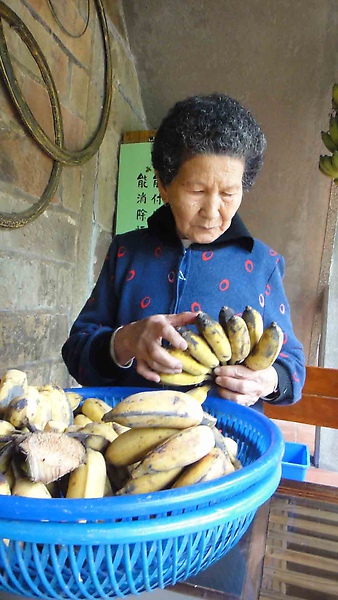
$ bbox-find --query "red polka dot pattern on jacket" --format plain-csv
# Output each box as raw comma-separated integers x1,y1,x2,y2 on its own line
191,301,202,312
126,270,135,281
140,297,151,309
219,279,230,291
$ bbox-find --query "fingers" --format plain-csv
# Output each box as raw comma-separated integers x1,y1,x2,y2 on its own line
122,312,198,380
214,364,278,406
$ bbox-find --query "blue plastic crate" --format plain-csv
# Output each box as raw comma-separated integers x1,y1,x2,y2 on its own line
0,387,285,599
281,441,310,481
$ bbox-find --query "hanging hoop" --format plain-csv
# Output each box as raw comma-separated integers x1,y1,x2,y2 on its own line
46,0,90,39
0,4,63,229
0,0,112,166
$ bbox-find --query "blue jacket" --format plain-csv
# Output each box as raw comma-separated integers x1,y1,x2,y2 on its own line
62,205,306,409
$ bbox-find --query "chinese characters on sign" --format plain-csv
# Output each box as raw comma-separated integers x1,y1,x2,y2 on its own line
116,142,162,234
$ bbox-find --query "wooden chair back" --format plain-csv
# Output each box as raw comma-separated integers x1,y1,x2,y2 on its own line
264,365,338,429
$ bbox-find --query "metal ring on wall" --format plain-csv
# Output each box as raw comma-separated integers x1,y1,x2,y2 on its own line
0,4,63,229
46,0,90,39
0,0,112,166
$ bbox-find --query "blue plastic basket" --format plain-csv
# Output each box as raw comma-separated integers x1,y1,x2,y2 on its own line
0,387,284,599
281,441,311,481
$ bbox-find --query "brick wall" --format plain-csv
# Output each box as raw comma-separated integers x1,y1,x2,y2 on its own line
0,0,147,386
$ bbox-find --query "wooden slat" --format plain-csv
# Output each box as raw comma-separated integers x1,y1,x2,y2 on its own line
269,500,338,521
264,366,338,428
264,547,338,572
277,480,338,503
268,513,338,535
261,566,338,595
260,592,314,600
265,529,338,553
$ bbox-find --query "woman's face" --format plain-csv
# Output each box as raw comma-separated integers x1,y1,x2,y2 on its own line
157,154,245,244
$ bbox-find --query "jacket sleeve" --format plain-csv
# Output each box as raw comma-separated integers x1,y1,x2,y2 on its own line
62,240,127,386
262,254,306,405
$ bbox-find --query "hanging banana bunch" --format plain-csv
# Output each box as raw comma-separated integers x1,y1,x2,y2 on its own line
319,83,338,182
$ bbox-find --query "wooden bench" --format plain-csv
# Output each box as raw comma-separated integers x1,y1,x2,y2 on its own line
264,365,338,429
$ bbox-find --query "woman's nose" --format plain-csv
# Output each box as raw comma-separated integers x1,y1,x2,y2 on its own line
200,193,220,218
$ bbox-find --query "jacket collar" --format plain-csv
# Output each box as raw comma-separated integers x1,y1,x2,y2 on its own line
147,204,254,252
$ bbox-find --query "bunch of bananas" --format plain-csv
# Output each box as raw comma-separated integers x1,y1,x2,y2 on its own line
319,83,338,182
102,389,239,494
0,370,240,498
156,305,283,392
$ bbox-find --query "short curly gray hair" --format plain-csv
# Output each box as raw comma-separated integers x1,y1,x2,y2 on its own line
151,93,266,190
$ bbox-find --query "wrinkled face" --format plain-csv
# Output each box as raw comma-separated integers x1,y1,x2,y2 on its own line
157,154,245,244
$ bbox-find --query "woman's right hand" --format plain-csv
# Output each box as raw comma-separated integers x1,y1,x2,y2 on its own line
111,312,197,383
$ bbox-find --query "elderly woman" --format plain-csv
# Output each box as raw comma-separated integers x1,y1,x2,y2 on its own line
62,93,305,411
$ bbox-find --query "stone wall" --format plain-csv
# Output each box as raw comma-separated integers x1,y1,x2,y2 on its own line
0,0,147,386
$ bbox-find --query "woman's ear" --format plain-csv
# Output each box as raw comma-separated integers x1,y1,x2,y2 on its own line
155,172,168,204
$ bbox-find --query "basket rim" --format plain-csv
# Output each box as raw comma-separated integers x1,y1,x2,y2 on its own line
0,467,281,545
0,389,284,522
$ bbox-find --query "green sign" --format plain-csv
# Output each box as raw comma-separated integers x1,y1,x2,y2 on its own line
116,142,162,234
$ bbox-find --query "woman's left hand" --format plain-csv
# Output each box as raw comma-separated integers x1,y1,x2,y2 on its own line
213,364,278,407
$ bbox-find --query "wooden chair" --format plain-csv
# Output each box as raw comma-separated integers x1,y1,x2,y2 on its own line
264,365,338,429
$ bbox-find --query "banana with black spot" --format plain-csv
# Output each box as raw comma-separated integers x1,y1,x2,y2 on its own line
241,306,264,351
165,347,212,376
177,327,220,369
195,312,232,365
225,314,251,364
244,321,283,371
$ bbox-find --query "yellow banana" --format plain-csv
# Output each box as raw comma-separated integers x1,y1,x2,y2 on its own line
38,385,73,428
105,427,179,467
178,327,219,369
158,371,208,387
225,315,251,364
103,389,204,429
0,369,28,416
166,347,212,376
4,386,42,430
212,428,240,466
44,420,67,433
195,312,232,365
172,447,234,488
74,414,92,427
218,305,235,331
0,420,16,435
0,470,11,495
12,476,51,498
66,447,107,498
186,384,211,404
33,391,53,431
117,467,183,495
112,422,130,435
65,391,83,411
104,474,113,497
241,305,264,351
244,321,283,371
81,397,113,423
222,436,238,460
131,425,215,478
80,421,118,453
